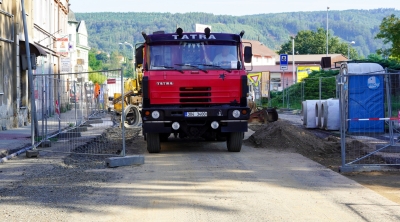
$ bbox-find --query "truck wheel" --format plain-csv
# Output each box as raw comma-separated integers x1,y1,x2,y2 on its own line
147,133,160,153
123,105,141,128
227,132,243,152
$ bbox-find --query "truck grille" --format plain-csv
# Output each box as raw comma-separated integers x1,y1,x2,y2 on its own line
179,87,211,103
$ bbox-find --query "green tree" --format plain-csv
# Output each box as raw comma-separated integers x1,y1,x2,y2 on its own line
88,69,107,84
375,14,400,58
89,48,103,71
96,52,109,63
277,28,358,59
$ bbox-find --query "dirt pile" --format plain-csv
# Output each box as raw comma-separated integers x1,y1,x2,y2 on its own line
245,119,343,168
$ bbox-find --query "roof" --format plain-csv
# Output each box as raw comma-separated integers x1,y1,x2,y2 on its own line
68,10,79,23
243,39,277,57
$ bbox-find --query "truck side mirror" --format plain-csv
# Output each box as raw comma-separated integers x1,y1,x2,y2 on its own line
244,46,252,63
135,45,144,68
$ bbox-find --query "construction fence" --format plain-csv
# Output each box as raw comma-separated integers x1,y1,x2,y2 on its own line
264,76,338,110
338,67,400,172
31,68,134,157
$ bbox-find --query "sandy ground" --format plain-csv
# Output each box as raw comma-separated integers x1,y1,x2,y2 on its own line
246,116,400,205
1,113,400,221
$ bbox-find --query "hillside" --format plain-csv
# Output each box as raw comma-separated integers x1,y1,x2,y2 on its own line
75,8,400,57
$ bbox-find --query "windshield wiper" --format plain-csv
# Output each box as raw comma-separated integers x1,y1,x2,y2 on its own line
175,64,208,73
199,64,232,73
152,66,184,73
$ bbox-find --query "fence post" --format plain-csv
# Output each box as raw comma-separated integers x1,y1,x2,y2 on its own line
319,77,322,100
58,76,61,133
74,81,78,127
282,77,285,108
287,78,290,109
268,80,272,107
80,78,84,125
385,68,395,146
41,75,45,139
339,68,346,168
44,75,48,141
121,68,126,157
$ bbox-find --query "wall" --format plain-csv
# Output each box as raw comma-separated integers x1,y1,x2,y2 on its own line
0,1,14,129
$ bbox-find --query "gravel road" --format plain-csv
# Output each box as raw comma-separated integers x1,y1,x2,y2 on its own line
1,129,400,221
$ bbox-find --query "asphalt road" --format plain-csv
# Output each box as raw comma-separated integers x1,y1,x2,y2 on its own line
1,130,400,221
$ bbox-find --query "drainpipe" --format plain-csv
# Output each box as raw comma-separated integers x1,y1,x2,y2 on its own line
21,0,38,148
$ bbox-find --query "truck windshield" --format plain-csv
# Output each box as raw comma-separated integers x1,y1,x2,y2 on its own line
149,42,240,71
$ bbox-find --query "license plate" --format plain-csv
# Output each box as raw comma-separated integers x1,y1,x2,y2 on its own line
185,112,207,117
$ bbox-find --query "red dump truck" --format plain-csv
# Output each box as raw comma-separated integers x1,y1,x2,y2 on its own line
136,27,252,153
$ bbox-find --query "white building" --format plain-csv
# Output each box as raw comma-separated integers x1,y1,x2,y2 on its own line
0,0,71,130
32,0,69,119
68,10,90,82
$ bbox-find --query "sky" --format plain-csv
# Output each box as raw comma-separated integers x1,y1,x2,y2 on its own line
69,0,400,15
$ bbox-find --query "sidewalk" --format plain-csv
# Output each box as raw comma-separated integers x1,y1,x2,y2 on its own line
0,124,33,157
0,106,95,157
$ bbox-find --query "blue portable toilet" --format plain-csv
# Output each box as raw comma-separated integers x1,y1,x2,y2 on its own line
347,63,385,133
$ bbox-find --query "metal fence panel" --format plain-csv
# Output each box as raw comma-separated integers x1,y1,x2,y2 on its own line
268,76,337,110
339,69,400,172
32,69,130,157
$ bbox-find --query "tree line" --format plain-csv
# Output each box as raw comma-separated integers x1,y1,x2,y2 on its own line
76,8,400,58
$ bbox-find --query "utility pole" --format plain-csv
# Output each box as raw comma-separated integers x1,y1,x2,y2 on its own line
326,6,329,56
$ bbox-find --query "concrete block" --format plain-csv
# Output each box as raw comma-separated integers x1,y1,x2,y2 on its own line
89,117,102,120
87,119,103,124
78,126,88,132
376,145,400,153
26,150,39,158
106,155,145,168
40,140,52,148
58,132,82,139
70,126,88,132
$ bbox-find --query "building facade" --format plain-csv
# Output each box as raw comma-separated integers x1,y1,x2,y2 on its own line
68,10,90,81
0,0,72,131
33,0,69,120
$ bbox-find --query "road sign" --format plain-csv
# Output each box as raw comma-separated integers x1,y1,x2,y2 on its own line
60,58,70,73
280,54,288,70
107,78,116,84
247,73,261,86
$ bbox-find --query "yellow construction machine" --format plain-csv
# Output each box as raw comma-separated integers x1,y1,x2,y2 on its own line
112,67,143,127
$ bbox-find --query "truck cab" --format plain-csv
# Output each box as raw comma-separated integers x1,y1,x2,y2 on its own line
137,28,252,153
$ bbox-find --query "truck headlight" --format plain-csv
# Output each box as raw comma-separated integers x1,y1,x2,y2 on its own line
211,121,219,129
232,110,240,118
151,111,160,119
172,122,180,130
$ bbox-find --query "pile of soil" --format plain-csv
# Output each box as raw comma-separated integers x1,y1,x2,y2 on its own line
245,119,372,170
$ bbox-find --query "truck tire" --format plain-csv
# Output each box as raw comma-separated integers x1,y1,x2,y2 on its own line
147,133,160,153
227,132,243,152
123,105,141,128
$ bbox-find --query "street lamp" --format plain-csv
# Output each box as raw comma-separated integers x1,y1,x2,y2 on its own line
326,6,329,56
119,42,134,62
119,42,136,78
347,41,355,60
